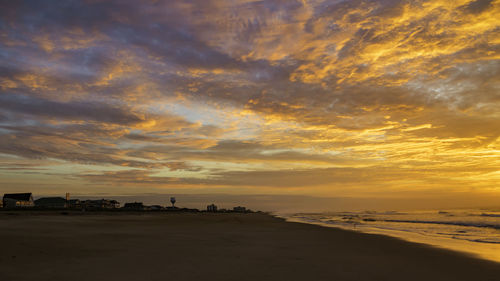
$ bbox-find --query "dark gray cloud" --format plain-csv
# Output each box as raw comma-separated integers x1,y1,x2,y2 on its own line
0,93,142,124
461,0,494,14
0,123,203,170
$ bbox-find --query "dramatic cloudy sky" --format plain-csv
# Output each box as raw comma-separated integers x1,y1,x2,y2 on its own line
0,0,499,203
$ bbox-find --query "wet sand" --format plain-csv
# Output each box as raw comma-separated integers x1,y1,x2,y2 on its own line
0,211,499,281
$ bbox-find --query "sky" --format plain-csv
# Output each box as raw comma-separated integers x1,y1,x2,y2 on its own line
0,0,499,209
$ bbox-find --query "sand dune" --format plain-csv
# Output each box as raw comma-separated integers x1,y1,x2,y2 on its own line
0,212,499,281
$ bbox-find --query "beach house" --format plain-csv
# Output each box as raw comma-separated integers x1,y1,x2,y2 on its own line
2,193,35,208
82,199,120,209
123,202,145,210
207,204,218,212
232,206,247,213
68,199,81,209
34,197,68,208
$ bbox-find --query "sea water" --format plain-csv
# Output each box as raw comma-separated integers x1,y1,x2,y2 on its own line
281,209,500,263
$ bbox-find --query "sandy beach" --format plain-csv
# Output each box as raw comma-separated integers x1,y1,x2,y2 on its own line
0,211,499,281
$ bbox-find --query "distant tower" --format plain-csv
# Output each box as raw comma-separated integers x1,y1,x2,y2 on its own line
66,193,70,201
170,197,176,207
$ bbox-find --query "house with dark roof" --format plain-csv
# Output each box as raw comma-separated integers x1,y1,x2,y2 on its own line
123,202,144,210
68,199,81,209
34,197,67,209
81,199,120,209
207,204,218,212
109,200,120,208
3,193,34,208
150,205,164,211
232,206,247,213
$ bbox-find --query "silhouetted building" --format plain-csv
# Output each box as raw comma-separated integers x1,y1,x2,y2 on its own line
232,206,246,213
35,197,67,208
207,204,218,212
123,202,144,210
3,193,34,208
110,200,120,208
82,199,120,209
68,199,81,209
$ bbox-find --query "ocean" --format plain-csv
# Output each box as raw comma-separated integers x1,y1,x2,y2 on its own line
281,209,500,263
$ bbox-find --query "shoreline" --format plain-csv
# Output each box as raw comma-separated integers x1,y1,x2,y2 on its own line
1,212,499,281
279,213,500,264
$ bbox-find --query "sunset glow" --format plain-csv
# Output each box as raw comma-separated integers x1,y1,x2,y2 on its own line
0,0,499,206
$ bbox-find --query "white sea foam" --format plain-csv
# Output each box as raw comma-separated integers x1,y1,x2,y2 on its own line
281,209,500,263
